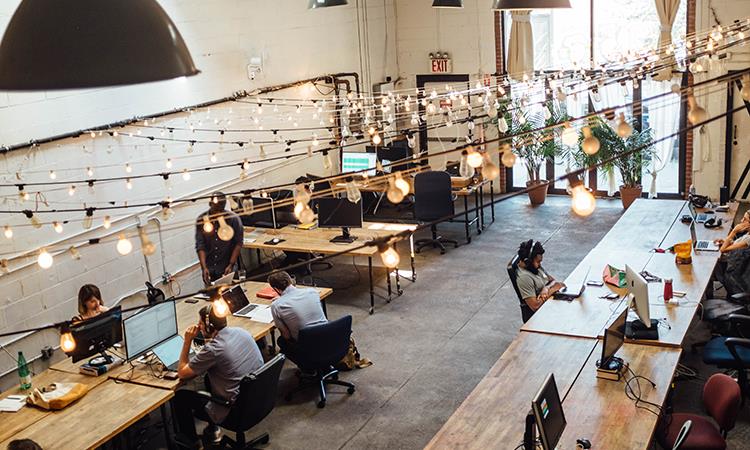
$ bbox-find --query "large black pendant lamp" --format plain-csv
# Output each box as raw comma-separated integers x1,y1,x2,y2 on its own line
0,0,199,90
432,0,464,7
309,0,348,8
491,0,571,9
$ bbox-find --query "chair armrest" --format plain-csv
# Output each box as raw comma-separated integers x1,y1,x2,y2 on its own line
724,338,750,366
730,292,750,303
196,390,231,406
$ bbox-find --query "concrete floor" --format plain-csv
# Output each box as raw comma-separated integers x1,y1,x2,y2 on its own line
135,195,750,450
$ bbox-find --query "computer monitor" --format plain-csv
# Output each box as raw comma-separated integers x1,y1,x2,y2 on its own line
342,152,377,176
316,197,363,243
599,309,627,370
66,306,123,364
241,196,277,228
531,373,567,450
625,264,658,339
123,300,178,361
377,144,412,174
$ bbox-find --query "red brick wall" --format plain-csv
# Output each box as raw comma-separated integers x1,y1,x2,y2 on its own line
495,10,507,192
685,0,696,196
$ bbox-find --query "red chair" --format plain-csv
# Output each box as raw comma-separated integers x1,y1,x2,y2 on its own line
657,373,741,450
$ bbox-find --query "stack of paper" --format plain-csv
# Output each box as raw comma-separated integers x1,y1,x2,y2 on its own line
0,395,27,412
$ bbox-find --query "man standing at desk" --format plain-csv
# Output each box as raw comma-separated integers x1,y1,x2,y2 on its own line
195,191,244,285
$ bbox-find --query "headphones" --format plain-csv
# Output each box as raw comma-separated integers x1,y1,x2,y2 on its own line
525,241,544,274
704,217,723,229
203,303,216,335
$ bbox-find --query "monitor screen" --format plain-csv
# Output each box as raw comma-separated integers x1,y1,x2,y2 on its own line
625,264,650,327
342,152,377,176
317,197,363,229
123,300,178,361
601,309,627,365
67,306,123,363
532,373,566,450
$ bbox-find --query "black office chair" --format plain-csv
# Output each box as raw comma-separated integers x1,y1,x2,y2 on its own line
702,314,750,403
508,255,534,323
284,316,356,408
413,171,458,255
197,354,285,449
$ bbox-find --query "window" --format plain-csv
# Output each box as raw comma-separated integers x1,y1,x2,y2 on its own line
503,0,687,197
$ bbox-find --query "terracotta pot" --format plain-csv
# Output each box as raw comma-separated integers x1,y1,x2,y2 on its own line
619,185,643,209
526,180,550,205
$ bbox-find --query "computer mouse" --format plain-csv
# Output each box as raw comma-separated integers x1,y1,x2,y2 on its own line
272,238,281,244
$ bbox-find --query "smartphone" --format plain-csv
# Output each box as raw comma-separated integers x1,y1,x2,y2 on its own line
185,298,199,304
586,280,604,287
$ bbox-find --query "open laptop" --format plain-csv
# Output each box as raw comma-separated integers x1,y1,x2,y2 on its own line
152,335,193,371
222,285,258,318
212,271,235,286
690,221,719,252
689,202,712,224
553,266,591,301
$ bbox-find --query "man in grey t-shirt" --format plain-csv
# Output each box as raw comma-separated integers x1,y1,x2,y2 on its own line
175,304,263,446
515,240,565,317
268,271,327,364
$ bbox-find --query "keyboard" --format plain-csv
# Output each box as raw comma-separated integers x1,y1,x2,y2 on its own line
234,304,258,316
697,241,709,249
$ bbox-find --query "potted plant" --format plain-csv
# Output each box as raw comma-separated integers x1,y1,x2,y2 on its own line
586,117,656,209
501,100,569,205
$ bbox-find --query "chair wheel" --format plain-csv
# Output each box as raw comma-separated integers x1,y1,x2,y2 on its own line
440,249,446,255
332,373,339,380
453,243,459,248
259,435,270,445
347,386,355,395
317,400,326,408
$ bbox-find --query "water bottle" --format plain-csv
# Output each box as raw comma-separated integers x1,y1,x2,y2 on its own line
17,351,31,391
664,279,673,302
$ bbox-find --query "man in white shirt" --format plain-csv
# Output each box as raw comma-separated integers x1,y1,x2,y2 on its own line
268,271,327,363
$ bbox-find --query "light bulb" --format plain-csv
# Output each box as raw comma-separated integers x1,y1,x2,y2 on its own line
139,229,156,256
86,167,94,177
616,113,632,138
161,207,175,221
83,211,93,230
312,135,319,147
38,249,54,269
53,221,63,233
0,259,8,273
426,103,437,114
345,182,362,204
742,75,750,102
387,178,405,204
125,163,132,173
29,214,41,229
126,178,133,190
372,133,382,146
49,170,56,180
498,117,509,133
116,234,133,255
394,173,410,196
481,154,500,180
487,107,498,119
103,216,111,229
68,185,76,196
216,216,234,242
3,226,12,239
182,169,191,181
571,184,596,217
561,125,578,147
687,96,707,125
501,149,517,168
212,297,230,318
467,150,484,169
459,151,474,178
60,330,76,353
379,244,400,269
298,205,315,224
581,127,600,155
203,216,214,233
19,190,29,202
210,153,218,163
69,246,81,260
165,159,173,169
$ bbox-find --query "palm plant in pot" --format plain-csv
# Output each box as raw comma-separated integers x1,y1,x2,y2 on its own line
500,100,569,205
586,117,656,209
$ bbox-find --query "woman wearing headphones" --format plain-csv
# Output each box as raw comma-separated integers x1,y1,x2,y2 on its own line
515,240,565,317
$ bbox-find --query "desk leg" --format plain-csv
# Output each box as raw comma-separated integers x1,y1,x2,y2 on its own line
321,299,328,317
368,257,374,314
490,180,495,223
386,268,392,303
463,196,471,244
475,188,482,234
410,234,417,282
256,249,261,267
160,403,175,450
270,329,277,355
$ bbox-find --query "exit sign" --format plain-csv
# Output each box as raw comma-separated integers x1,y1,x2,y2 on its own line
431,58,452,73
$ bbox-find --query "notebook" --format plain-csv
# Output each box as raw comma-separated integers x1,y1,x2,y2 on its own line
256,286,280,300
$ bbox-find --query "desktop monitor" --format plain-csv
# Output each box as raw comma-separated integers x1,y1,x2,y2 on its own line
66,306,123,364
342,152,377,176
531,373,567,450
123,300,178,361
625,264,658,339
599,309,627,370
241,196,277,229
317,197,363,243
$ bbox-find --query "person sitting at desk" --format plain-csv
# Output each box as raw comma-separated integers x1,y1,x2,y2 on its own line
269,271,327,363
7,439,43,450
515,240,565,314
175,305,263,446
717,210,750,254
195,191,244,286
72,284,108,322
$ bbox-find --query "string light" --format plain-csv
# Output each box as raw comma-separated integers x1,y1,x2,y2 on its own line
116,234,133,255
481,153,500,180
466,149,484,168
569,177,596,217
82,209,94,230
216,216,235,241
125,163,132,173
210,152,218,163
38,249,54,269
3,225,12,239
372,132,382,146
24,211,41,229
387,178,405,204
48,170,56,180
69,246,81,261
86,167,94,177
126,178,133,190
59,324,76,353
459,150,474,178
345,181,362,204
394,172,410,197
165,158,173,169
742,74,750,101
501,147,517,168
212,295,230,318
139,228,156,256
68,185,76,196
202,216,214,233
581,126,600,155
53,221,63,233
103,216,111,229
687,95,707,125
561,123,579,147
378,243,400,269
182,169,191,181
616,113,633,138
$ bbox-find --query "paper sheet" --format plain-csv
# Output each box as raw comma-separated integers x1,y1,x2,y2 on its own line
0,396,27,412
247,304,274,324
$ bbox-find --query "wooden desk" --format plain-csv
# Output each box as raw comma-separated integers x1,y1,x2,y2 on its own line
0,370,109,443
425,333,598,449
245,222,416,314
597,199,686,252
0,380,173,450
559,342,681,449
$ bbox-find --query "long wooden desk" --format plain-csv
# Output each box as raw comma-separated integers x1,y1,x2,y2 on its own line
245,222,417,314
0,380,173,450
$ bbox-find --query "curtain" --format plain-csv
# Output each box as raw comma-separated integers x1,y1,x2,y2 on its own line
652,0,681,81
647,82,680,197
508,11,534,81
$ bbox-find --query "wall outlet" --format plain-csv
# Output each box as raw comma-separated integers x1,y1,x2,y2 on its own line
40,346,54,360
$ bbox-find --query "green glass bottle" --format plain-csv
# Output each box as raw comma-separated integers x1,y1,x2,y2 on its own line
17,351,31,391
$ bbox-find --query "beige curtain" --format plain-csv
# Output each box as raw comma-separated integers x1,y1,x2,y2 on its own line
652,0,680,81
508,11,534,81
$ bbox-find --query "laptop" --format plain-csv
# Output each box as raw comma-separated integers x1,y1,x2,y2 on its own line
152,335,193,371
553,266,591,301
222,285,258,318
688,202,712,224
212,271,235,286
690,221,719,252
